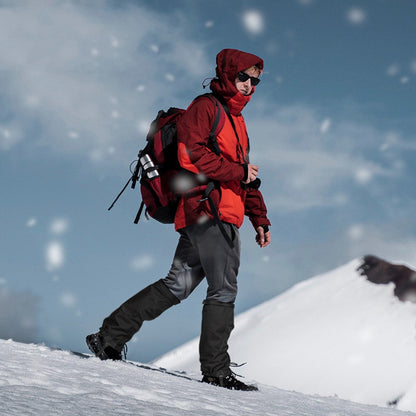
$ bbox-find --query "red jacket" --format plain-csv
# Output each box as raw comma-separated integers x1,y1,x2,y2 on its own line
174,49,271,231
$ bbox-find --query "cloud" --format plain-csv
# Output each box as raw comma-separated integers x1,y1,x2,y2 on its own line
0,124,23,150
242,10,265,35
0,1,210,164
379,132,399,152
1,1,412,226
379,130,416,153
0,287,40,343
60,292,77,308
248,104,396,212
344,224,416,268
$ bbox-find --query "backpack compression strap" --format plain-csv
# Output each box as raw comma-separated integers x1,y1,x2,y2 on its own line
197,182,234,249
194,94,234,248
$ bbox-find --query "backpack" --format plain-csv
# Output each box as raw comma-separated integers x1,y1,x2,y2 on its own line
108,93,223,225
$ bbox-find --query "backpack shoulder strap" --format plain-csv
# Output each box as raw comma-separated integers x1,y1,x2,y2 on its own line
190,94,234,248
192,93,224,156
206,95,222,156
210,94,249,164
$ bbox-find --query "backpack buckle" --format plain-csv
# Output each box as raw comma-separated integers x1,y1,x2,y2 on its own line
197,181,215,202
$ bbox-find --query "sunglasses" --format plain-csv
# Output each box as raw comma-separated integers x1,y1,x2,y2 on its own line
237,71,261,86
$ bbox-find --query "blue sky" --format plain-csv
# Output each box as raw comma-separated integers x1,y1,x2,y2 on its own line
1,0,416,362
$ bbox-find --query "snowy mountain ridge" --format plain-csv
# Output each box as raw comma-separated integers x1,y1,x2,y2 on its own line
1,338,414,416
3,257,416,415
155,258,416,413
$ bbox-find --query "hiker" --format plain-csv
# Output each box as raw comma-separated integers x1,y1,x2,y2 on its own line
87,48,271,391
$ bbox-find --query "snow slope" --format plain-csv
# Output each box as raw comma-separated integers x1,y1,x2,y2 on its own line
1,339,415,416
155,259,416,413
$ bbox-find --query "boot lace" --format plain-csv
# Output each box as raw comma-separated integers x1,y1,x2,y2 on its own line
122,344,128,360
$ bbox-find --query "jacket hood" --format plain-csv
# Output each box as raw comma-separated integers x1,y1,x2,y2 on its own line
210,49,264,115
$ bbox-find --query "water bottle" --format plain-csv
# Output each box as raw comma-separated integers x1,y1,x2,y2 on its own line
140,154,159,179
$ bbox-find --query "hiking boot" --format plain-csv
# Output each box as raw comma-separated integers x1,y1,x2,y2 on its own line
202,374,258,391
86,332,122,361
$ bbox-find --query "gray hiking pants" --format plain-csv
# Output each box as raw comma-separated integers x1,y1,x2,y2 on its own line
100,220,240,375
163,220,241,303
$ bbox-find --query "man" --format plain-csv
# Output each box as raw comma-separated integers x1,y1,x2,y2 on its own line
86,49,271,391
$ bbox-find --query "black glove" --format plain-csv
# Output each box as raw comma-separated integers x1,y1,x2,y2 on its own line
241,178,261,190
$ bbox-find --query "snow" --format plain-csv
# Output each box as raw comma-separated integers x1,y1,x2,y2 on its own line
155,259,416,413
242,10,265,35
346,7,367,25
1,339,414,416
3,258,416,415
45,241,65,272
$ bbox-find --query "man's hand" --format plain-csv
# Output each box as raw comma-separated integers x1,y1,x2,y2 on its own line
255,226,271,248
243,164,259,184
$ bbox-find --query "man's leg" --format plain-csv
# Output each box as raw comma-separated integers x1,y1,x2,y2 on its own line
188,221,257,390
184,221,240,376
199,299,234,377
162,230,206,301
86,278,180,359
99,279,180,351
86,232,200,359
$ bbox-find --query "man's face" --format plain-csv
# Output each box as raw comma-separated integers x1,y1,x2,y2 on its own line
234,67,260,96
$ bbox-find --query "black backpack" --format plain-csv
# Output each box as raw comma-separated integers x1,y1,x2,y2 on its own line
108,93,223,224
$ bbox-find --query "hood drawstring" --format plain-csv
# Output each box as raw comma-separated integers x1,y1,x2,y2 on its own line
202,77,214,89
